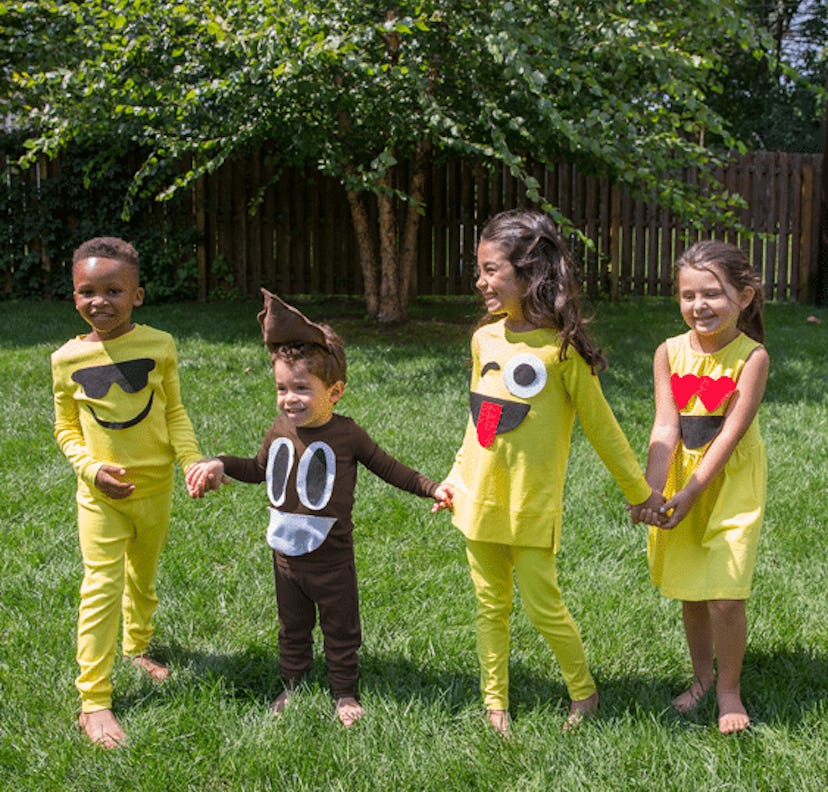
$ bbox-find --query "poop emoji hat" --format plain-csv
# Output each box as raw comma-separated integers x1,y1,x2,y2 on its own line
257,289,346,374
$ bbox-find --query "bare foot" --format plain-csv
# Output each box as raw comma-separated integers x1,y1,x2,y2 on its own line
78,709,126,749
485,709,510,737
672,676,714,714
130,654,169,682
268,688,293,717
718,690,750,734
335,696,364,727
563,690,599,733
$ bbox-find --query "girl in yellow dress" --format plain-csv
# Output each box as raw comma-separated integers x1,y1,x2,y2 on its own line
639,240,768,734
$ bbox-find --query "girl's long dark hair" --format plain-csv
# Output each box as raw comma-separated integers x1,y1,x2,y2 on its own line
478,209,607,372
675,241,765,343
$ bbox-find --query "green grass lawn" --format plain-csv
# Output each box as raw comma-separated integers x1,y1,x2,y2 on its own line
0,295,826,791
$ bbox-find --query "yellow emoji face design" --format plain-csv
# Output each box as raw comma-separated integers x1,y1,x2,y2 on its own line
471,352,548,447
71,358,156,429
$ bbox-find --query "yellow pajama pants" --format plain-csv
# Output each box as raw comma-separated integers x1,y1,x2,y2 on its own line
465,539,596,710
75,485,172,713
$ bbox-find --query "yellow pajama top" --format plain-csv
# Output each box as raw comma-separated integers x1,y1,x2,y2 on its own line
52,324,202,499
447,320,651,550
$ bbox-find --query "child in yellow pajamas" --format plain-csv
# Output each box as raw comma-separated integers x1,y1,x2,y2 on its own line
51,237,205,748
443,210,662,735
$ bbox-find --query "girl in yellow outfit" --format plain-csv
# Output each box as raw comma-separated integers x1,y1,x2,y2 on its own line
639,241,768,735
52,238,205,748
443,210,661,735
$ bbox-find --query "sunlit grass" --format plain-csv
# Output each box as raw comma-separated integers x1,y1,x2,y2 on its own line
0,296,825,791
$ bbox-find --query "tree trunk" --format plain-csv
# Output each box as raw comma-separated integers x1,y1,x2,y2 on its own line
345,189,379,317
377,177,402,322
399,141,430,309
347,142,431,322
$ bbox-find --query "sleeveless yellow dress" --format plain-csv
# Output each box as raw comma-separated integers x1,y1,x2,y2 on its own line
647,331,766,600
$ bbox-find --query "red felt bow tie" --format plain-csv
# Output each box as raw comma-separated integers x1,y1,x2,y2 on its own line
671,373,736,411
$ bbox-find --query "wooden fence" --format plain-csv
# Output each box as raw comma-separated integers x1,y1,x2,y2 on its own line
3,148,824,303
200,150,824,303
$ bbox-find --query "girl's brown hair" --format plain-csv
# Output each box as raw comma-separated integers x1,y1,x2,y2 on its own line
675,240,765,343
478,209,607,372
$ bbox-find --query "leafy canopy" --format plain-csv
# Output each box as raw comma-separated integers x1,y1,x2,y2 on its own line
4,0,775,228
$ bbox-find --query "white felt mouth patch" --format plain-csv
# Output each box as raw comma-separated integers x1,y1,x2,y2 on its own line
266,510,337,556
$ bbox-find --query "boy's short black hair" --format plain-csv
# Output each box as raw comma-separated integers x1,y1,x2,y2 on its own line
272,325,347,386
72,237,140,276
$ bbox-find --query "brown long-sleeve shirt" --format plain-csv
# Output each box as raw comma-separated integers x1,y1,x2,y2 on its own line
220,413,438,568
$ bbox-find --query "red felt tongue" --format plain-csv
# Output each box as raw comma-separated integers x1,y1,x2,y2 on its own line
477,401,502,448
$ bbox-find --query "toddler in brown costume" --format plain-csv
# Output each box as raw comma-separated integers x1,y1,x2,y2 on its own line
187,291,452,725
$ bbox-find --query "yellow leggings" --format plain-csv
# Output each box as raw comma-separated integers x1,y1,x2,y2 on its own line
465,539,596,710
76,486,172,713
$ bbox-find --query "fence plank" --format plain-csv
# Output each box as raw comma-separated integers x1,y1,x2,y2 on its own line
800,159,816,302
4,150,824,303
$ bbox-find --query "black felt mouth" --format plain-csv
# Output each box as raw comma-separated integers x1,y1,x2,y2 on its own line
469,392,530,434
88,392,154,430
679,415,725,449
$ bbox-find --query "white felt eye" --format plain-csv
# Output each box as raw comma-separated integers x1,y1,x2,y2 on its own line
503,353,547,399
296,441,336,511
267,438,295,508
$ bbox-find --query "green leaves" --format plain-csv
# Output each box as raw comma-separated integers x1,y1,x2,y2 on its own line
6,0,784,228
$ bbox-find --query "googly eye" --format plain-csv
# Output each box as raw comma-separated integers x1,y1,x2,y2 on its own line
503,353,547,399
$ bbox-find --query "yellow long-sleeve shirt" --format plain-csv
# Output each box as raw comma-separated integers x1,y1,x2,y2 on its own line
448,320,651,550
52,324,202,499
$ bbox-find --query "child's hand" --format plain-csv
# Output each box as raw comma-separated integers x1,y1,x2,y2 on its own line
185,458,228,498
94,464,135,499
628,489,666,526
657,487,696,529
431,482,454,513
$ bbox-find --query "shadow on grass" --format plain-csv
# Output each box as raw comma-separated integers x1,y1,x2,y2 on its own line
0,297,480,349
113,641,827,730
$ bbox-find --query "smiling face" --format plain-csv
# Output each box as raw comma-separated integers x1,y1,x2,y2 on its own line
73,257,144,342
274,358,344,429
677,264,754,352
475,240,529,330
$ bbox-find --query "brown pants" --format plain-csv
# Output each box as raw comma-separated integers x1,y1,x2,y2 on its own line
273,554,362,699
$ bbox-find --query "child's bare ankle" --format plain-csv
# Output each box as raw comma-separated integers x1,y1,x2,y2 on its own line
129,653,169,682
485,708,510,737
78,709,126,749
672,675,714,713
269,688,294,716
334,696,364,727
563,691,599,732
717,689,749,734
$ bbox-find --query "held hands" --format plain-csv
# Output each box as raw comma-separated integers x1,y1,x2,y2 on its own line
655,486,697,530
628,489,666,527
628,485,698,529
94,464,135,499
185,458,229,498
430,482,454,513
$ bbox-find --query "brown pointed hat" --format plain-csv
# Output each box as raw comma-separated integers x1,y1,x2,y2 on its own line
257,289,329,354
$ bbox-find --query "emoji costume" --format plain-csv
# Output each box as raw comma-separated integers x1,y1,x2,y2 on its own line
52,324,202,712
647,331,766,600
447,319,651,709
218,291,439,698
